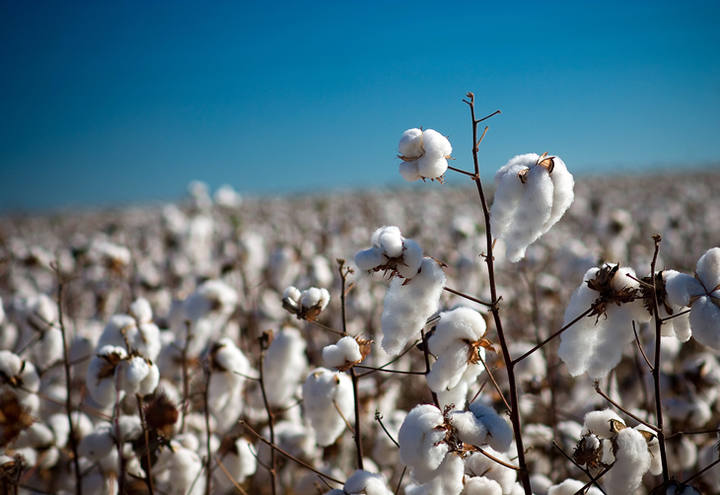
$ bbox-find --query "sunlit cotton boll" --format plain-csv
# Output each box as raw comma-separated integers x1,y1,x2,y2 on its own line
323,336,363,369
426,307,487,393
466,402,513,452
665,247,720,350
603,427,652,494
381,258,445,355
340,469,393,495
558,265,650,379
462,476,504,495
302,367,354,447
465,447,517,493
490,153,574,262
398,128,452,181
354,226,424,279
261,327,308,407
398,404,449,483
86,345,127,408
405,454,464,495
547,479,603,495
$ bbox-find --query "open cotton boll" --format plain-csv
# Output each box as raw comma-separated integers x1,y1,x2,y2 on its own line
300,287,331,311
467,402,513,452
282,285,302,307
381,258,445,355
183,279,238,322
547,479,603,495
355,247,386,271
154,442,205,495
558,265,649,379
262,327,307,406
582,409,624,439
85,345,127,407
604,427,651,494
465,447,517,494
343,469,393,495
375,226,404,258
635,425,662,475
355,226,424,279
0,351,40,411
302,368,354,447
397,128,452,181
490,153,574,262
398,404,449,483
449,410,488,446
129,298,153,324
322,336,363,369
657,270,693,342
116,356,150,395
78,424,115,461
427,307,487,393
463,476,503,495
396,239,423,279
405,454,464,495
665,271,703,308
690,296,720,349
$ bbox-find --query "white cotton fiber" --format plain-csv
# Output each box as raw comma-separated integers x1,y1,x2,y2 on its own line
263,327,308,406
405,454,464,495
490,153,574,262
465,448,517,494
381,258,445,355
355,248,386,271
582,409,623,438
665,271,703,308
129,298,153,324
463,476,503,495
427,307,486,393
690,296,720,350
468,402,513,452
398,404,449,483
322,336,363,369
116,356,150,395
603,427,652,494
449,410,488,446
343,469,393,495
558,265,649,379
397,128,452,181
302,367,354,447
397,239,423,279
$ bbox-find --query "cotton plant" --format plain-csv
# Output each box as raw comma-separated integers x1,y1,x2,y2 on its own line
85,345,159,408
260,326,308,407
282,285,331,320
207,337,252,430
397,128,453,182
557,263,650,379
302,367,355,446
490,153,574,262
322,335,372,371
354,225,424,279
664,247,720,349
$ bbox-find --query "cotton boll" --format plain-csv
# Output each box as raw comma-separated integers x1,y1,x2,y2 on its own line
184,279,238,322
582,409,623,439
78,424,115,461
302,368,354,447
283,286,302,307
155,442,205,495
214,437,256,489
437,380,469,410
343,469,393,495
263,327,307,407
449,410,488,446
212,338,250,375
491,158,528,242
405,454,464,495
398,128,424,158
468,402,513,452
381,258,445,355
322,336,363,369
543,156,574,234
529,474,553,495
116,356,150,395
421,129,452,158
86,345,127,407
417,155,449,180
355,248,386,271
603,428,651,494
427,307,486,393
696,247,720,289
399,161,421,182
547,479,603,495
137,361,160,396
689,295,720,350
665,271,703,308
396,239,423,279
377,227,404,258
463,476,503,495
635,425,662,475
398,404,449,483
14,422,54,448
129,298,153,324
465,448,517,494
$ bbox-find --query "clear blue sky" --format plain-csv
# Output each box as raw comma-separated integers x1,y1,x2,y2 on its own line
1,1,719,211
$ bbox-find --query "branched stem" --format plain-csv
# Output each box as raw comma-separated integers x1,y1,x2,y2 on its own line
594,382,659,432
443,286,492,307
203,366,212,495
338,260,364,470
374,411,400,448
53,267,82,495
135,394,155,495
552,441,607,494
257,338,277,495
464,92,531,494
649,234,670,482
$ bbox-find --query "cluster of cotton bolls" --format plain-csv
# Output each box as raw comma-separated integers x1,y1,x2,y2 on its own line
0,162,719,495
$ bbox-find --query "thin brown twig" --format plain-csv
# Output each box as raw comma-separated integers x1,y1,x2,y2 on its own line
355,340,419,378
593,382,659,432
662,309,691,322
354,365,425,375
443,286,493,307
632,321,653,371
446,165,476,178
257,339,277,495
374,411,400,449
511,308,593,365
338,259,364,470
135,394,155,495
394,466,407,495
53,267,83,495
180,321,192,433
552,441,607,494
649,234,670,482
683,456,720,484
240,421,346,485
477,353,511,412
214,455,250,495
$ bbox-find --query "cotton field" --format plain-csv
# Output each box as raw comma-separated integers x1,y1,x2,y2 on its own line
1,130,719,493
